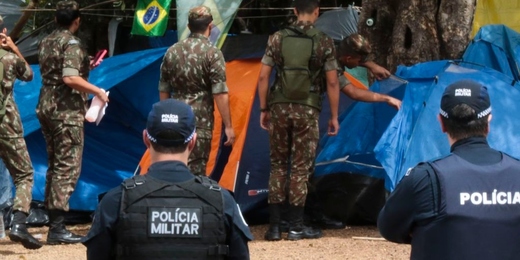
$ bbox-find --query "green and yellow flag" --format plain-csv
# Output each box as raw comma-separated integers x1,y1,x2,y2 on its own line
177,0,243,48
132,0,172,36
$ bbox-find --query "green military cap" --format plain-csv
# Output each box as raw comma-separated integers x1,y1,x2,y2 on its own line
188,5,212,19
56,0,79,10
346,33,372,55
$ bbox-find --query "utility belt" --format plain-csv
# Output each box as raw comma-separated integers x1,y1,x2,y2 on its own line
269,88,322,111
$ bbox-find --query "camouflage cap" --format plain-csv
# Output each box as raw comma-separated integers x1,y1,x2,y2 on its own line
56,0,79,10
188,5,212,20
345,33,372,56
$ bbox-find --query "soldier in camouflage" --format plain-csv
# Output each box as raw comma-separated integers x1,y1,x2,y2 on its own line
0,17,43,250
336,34,401,109
304,34,402,230
158,5,235,176
257,0,340,241
37,1,109,245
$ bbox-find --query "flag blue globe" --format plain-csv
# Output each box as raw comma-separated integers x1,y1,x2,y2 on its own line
143,6,160,25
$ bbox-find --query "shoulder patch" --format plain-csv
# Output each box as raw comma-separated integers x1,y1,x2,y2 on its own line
68,39,79,45
405,167,413,177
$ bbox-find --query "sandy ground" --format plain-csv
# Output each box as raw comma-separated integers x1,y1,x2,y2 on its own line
0,224,411,260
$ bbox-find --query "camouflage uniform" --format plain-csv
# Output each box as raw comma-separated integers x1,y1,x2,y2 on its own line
337,65,352,89
158,6,228,176
0,51,34,213
337,34,369,89
36,25,90,211
262,21,337,207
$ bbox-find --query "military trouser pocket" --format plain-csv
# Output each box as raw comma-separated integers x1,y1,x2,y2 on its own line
62,120,83,145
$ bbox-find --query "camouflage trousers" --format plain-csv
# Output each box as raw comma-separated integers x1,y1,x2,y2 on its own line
267,103,319,207
37,116,84,211
0,137,34,213
188,133,212,176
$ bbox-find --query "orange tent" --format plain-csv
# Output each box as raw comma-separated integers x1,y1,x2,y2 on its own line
138,60,367,193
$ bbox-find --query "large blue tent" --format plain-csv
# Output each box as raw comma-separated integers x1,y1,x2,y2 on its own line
9,24,520,225
19,48,167,211
375,61,520,191
311,25,520,223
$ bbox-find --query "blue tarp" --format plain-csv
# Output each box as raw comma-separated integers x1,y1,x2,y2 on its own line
375,61,520,191
17,47,167,211
315,25,520,192
315,76,406,179
12,24,520,213
463,24,520,81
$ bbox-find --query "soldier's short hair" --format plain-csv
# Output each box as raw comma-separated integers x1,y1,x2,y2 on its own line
338,33,372,60
188,5,213,34
293,0,320,15
55,0,81,27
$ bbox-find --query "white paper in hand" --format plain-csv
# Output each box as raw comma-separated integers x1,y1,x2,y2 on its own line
86,91,109,126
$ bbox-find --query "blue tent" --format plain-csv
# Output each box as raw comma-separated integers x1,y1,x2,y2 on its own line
376,60,520,191
463,24,520,81
311,76,406,224
376,25,520,191
19,48,167,211
309,25,520,224
315,76,406,179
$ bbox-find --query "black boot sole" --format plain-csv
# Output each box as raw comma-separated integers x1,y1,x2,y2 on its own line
287,232,323,241
46,238,82,245
9,233,43,250
264,233,282,241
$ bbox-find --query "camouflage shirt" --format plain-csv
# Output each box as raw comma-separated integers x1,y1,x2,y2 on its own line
336,62,352,89
158,33,228,137
0,51,33,138
37,28,90,121
261,20,338,94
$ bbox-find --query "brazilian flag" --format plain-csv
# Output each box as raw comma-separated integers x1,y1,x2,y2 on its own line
132,0,172,36
177,0,243,48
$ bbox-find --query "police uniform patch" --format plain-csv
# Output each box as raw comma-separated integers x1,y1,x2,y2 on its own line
148,207,202,237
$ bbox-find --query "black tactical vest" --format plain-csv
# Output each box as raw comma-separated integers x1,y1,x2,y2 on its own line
115,175,228,260
411,153,520,260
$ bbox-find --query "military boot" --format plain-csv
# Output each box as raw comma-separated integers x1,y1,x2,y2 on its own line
8,211,43,249
264,203,282,241
46,210,83,245
287,205,322,241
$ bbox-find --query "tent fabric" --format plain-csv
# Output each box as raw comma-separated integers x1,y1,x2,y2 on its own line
375,61,520,191
463,24,520,81
17,48,167,211
206,59,263,191
473,0,520,36
314,75,406,179
376,25,520,191
314,6,360,42
138,59,263,190
137,59,269,214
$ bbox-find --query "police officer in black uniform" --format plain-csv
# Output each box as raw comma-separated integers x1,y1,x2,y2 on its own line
82,99,253,260
378,79,520,260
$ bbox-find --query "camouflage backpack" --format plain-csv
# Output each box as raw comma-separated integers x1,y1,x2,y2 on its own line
0,49,7,118
271,27,323,110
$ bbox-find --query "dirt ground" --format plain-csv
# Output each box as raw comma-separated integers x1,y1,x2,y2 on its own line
0,224,410,260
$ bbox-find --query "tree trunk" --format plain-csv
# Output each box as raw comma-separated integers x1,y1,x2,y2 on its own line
437,0,477,59
9,0,39,41
359,0,477,73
